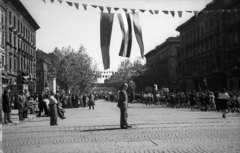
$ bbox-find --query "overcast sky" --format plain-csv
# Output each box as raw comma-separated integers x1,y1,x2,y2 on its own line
20,0,212,71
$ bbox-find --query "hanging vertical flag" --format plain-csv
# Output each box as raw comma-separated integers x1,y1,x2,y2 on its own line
107,7,111,13
178,11,183,17
162,10,169,14
194,11,199,17
118,14,128,57
154,10,159,14
100,13,114,70
114,8,119,11
149,10,154,14
66,1,73,6
125,13,132,57
140,9,146,13
170,11,175,17
82,4,87,10
99,6,104,12
123,8,128,13
74,3,79,10
132,12,144,58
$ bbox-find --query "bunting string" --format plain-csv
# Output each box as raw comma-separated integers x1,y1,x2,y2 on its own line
40,0,240,18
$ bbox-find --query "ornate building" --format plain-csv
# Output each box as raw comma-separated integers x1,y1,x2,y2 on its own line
145,37,180,91
176,0,240,91
2,0,40,92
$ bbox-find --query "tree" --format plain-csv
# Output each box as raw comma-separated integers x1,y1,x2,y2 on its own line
48,45,98,94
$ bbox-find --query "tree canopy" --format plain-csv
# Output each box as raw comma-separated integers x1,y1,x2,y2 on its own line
49,45,98,94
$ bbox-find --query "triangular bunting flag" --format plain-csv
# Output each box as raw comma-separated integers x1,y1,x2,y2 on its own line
149,10,154,14
114,8,119,11
193,11,199,17
50,0,54,3
131,9,136,13
170,11,175,17
154,10,159,14
140,9,145,13
66,1,73,6
82,4,87,10
107,7,111,13
99,6,104,12
42,0,46,3
58,0,62,4
91,5,98,8
178,11,182,17
74,3,79,10
162,10,168,14
186,11,192,13
123,8,128,13
132,12,144,58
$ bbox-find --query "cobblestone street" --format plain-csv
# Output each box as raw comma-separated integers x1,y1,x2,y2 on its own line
2,100,240,153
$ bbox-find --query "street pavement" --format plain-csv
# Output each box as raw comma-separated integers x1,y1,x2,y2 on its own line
2,99,240,153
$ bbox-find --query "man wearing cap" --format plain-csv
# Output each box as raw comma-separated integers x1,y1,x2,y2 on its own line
117,83,132,129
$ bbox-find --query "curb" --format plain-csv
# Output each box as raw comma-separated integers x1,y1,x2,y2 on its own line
2,116,36,128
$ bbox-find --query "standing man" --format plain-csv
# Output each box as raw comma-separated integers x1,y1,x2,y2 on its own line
117,83,132,129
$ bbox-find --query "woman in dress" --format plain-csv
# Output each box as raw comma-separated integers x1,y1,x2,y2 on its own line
218,88,230,118
48,91,58,126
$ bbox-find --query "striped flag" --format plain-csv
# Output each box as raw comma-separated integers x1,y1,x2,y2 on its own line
132,12,144,58
100,13,114,70
118,13,132,58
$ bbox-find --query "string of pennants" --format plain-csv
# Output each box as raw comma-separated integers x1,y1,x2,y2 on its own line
41,0,239,18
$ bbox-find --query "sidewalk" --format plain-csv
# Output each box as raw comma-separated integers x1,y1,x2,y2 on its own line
2,109,37,128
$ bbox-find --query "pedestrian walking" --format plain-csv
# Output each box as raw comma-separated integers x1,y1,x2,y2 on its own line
218,88,230,118
2,89,13,123
117,83,132,129
88,92,95,110
49,91,58,126
189,91,196,111
209,92,216,111
37,92,49,117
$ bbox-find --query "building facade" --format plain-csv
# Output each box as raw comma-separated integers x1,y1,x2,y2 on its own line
145,37,180,90
1,0,40,93
176,0,240,92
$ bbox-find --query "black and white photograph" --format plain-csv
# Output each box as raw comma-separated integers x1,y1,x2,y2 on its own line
0,0,240,152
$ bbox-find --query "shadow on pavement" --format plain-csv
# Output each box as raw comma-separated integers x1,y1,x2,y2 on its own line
83,127,121,132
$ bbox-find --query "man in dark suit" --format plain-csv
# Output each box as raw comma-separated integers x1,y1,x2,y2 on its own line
117,83,132,129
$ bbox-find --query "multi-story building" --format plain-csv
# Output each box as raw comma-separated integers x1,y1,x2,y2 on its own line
176,0,240,91
0,0,7,122
2,0,40,93
145,37,180,90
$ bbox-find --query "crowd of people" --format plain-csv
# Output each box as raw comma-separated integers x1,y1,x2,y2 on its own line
2,87,240,125
104,88,240,119
2,88,99,125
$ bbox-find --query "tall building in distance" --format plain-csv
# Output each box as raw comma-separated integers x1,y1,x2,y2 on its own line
145,37,180,90
1,0,40,92
176,0,240,91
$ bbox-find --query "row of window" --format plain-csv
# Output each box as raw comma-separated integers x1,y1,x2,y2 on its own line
8,10,36,46
7,54,35,74
179,28,240,60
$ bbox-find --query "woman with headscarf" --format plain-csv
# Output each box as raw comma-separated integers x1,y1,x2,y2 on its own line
218,88,230,118
48,91,58,126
